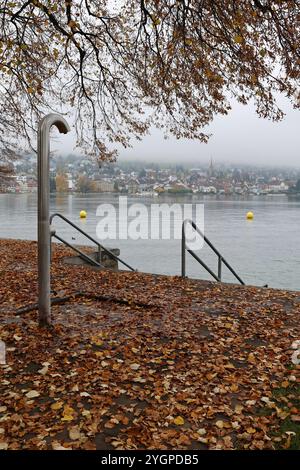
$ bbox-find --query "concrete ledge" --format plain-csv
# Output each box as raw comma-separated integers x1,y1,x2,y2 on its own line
63,248,120,270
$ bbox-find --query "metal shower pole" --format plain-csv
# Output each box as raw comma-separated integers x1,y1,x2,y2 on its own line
38,114,70,326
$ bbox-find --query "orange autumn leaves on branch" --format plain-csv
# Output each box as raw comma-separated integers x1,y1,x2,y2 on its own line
1,0,300,163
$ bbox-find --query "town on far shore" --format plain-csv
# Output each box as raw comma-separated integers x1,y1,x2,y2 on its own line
1,154,300,197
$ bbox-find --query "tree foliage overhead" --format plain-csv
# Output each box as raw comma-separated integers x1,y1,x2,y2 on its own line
1,0,300,164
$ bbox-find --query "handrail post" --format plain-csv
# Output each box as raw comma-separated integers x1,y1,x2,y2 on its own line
49,227,56,263
97,245,101,263
218,256,222,281
181,222,186,277
38,114,70,326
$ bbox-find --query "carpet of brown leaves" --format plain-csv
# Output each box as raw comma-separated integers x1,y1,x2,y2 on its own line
0,239,299,450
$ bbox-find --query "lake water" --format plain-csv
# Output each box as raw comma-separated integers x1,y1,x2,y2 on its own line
0,193,299,291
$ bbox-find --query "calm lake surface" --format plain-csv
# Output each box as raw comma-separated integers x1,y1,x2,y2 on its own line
1,193,299,291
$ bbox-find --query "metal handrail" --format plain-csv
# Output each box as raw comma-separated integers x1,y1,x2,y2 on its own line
181,219,245,285
50,212,135,272
52,233,105,268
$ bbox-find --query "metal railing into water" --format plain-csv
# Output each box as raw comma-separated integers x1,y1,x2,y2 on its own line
50,212,135,272
181,219,245,285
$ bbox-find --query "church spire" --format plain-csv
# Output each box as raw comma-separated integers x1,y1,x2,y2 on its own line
209,156,214,177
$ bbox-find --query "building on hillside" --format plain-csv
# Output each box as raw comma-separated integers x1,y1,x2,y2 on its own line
95,180,115,192
127,178,140,194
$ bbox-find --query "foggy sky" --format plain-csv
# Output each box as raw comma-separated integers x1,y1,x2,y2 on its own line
52,94,300,167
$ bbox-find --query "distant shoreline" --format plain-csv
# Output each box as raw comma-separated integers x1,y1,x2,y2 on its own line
0,191,293,198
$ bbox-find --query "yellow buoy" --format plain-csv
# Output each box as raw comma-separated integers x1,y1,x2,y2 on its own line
80,210,87,219
246,211,254,220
